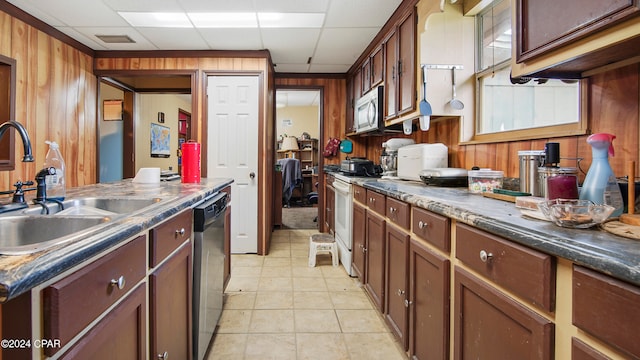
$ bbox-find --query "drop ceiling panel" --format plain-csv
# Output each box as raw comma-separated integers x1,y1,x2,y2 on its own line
325,0,402,27
252,0,330,13
137,28,209,50
313,27,379,64
198,28,263,50
54,27,109,50
262,28,320,63
274,63,310,73
102,0,184,12
18,0,128,27
6,1,65,26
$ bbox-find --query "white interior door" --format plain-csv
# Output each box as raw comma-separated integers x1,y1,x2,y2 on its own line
207,76,259,253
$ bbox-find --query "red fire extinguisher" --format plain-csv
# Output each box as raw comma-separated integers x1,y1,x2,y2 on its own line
181,140,201,183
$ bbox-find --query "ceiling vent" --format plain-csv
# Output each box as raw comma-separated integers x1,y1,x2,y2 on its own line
96,35,136,44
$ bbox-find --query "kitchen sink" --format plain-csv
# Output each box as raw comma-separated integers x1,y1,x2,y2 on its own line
0,215,112,254
22,197,163,216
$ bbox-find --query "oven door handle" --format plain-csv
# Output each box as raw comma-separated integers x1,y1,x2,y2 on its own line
333,180,351,194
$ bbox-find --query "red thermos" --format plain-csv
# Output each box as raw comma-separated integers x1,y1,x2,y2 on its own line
181,141,201,183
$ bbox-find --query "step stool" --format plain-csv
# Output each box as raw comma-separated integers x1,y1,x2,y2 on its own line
308,233,339,267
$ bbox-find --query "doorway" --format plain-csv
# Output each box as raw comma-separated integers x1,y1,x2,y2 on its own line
97,73,193,182
275,88,321,229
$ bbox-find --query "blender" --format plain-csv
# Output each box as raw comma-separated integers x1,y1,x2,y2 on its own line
380,138,415,178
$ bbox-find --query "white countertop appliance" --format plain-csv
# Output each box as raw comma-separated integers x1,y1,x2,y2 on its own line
397,143,448,181
380,138,415,178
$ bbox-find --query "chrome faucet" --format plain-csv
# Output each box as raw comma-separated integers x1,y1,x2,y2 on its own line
0,120,34,162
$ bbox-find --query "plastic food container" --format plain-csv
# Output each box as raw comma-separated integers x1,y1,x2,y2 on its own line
468,169,504,194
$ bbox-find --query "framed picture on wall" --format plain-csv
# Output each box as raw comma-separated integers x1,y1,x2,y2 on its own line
150,123,170,158
103,99,123,121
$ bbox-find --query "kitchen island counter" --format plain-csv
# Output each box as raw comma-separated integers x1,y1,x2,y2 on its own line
0,178,233,303
347,177,640,287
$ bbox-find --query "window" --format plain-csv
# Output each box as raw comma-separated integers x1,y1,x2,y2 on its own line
473,0,585,142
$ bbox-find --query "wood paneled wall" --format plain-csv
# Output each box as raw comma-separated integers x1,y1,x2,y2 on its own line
0,11,97,191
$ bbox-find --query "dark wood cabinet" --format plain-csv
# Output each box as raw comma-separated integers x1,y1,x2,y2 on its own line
370,46,384,88
59,285,146,360
149,209,192,267
224,204,232,289
409,238,450,360
149,242,192,360
573,265,640,359
512,0,640,78
412,207,450,253
571,337,612,360
362,58,372,94
352,201,366,281
43,236,146,357
386,197,410,230
383,29,398,120
384,224,410,350
456,223,555,312
454,267,554,360
384,9,416,121
516,0,640,63
364,210,385,312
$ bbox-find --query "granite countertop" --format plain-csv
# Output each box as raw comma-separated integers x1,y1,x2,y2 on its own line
332,172,640,287
0,178,233,303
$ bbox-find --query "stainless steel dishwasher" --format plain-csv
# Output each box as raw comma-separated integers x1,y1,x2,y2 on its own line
193,191,228,360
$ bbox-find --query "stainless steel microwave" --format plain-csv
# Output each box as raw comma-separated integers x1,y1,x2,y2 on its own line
354,86,384,135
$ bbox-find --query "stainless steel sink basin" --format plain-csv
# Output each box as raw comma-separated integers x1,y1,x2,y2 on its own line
0,215,112,254
23,197,162,215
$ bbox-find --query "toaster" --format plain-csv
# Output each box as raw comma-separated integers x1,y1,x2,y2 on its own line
397,143,448,181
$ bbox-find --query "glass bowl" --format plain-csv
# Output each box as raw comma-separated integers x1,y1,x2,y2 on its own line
537,199,615,229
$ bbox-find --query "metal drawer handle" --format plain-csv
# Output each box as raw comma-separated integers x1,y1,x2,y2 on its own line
369,197,375,203
397,289,405,296
362,247,367,253
389,207,396,214
175,228,185,237
404,299,413,307
479,250,493,263
110,275,126,290
157,351,168,359
418,221,427,229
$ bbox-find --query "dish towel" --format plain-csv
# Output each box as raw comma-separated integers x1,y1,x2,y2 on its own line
278,158,302,206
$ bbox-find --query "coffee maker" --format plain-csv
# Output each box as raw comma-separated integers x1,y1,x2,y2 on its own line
380,138,415,178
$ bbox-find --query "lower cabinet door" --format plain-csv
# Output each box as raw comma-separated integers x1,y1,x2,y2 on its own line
409,238,450,360
59,285,146,360
352,201,366,281
385,224,409,350
150,242,193,360
364,211,385,311
453,267,554,360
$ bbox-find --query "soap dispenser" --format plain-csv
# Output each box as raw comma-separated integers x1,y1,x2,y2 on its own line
579,133,623,217
43,140,66,201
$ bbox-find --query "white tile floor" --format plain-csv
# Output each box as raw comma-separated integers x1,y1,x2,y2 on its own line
206,229,407,360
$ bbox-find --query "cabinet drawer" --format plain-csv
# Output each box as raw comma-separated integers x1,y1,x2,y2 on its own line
455,224,555,312
571,337,611,360
366,190,386,216
43,235,146,356
412,207,450,252
149,209,192,267
353,184,367,204
573,265,640,359
386,197,410,230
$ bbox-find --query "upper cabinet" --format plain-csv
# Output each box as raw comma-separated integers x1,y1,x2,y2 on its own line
384,10,417,121
511,0,640,78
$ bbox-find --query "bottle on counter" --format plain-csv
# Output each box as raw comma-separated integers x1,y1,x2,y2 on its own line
43,140,65,201
579,133,623,217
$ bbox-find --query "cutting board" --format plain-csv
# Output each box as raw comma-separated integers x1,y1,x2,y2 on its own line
482,192,517,202
601,220,640,240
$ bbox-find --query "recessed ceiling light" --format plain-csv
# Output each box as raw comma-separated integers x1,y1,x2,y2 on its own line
96,35,136,44
118,12,192,28
189,12,258,28
258,13,324,28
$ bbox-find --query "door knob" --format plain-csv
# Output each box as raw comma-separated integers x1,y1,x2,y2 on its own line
249,172,255,179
